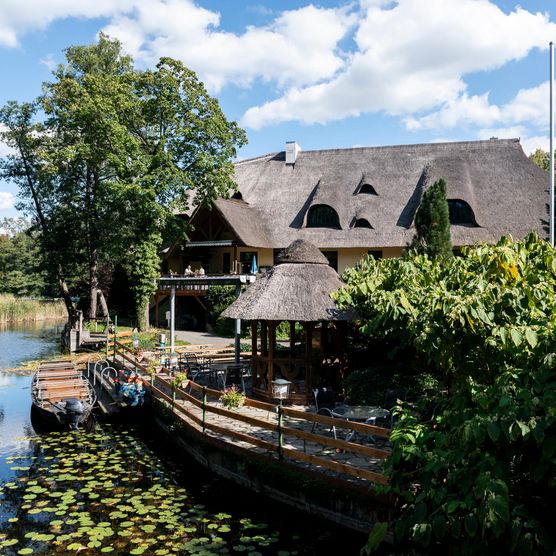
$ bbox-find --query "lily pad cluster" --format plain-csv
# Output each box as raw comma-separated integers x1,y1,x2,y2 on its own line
0,425,296,555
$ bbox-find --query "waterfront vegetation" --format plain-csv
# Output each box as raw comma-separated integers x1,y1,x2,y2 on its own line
338,233,556,554
0,426,300,555
0,294,66,324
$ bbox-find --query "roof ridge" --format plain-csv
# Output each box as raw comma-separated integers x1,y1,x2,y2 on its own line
299,138,520,155
234,152,279,166
233,138,520,164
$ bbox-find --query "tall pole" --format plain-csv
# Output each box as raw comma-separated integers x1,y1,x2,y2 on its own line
170,286,176,352
550,42,555,247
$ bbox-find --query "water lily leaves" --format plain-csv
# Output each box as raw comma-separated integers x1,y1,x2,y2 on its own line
17,548,33,555
1,538,18,547
100,547,115,553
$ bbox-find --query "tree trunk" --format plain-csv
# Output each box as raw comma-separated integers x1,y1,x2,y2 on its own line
136,296,149,331
97,288,109,319
57,264,75,317
89,249,98,319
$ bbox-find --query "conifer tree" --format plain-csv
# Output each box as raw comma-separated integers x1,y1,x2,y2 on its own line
410,178,453,258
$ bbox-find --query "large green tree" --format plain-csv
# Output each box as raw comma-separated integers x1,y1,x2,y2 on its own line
0,35,246,328
337,234,556,554
410,178,453,258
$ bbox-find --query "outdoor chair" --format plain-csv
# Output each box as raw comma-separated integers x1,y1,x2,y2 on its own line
221,364,247,392
311,387,344,439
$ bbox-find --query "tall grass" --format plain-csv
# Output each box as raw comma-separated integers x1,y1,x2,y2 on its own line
0,294,67,323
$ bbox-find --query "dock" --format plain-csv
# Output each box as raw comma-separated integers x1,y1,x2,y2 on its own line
105,339,394,533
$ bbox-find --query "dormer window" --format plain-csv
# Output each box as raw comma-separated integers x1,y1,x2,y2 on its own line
357,183,378,195
448,199,477,226
306,204,341,229
352,218,373,229
232,191,243,200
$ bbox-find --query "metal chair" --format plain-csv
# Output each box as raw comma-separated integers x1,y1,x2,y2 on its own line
311,387,342,438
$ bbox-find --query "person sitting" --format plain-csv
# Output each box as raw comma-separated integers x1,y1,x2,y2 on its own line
184,265,193,276
198,265,205,276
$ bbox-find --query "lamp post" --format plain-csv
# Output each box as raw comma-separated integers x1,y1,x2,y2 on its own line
550,41,555,247
271,378,292,459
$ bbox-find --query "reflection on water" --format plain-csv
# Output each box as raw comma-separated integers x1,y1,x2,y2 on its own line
0,321,65,463
0,322,362,555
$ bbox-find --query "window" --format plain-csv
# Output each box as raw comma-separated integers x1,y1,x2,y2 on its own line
352,218,373,229
367,250,382,259
321,251,338,271
358,183,377,195
448,199,477,226
231,191,243,200
240,251,257,273
306,205,341,229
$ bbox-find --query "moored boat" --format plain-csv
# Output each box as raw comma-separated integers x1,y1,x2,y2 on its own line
31,360,96,430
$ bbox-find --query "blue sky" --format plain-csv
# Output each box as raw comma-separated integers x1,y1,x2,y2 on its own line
1,0,555,217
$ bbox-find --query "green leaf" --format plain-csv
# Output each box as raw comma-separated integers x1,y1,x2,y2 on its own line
525,328,538,348
487,421,500,442
464,514,478,537
360,522,388,555
510,329,522,346
432,515,447,539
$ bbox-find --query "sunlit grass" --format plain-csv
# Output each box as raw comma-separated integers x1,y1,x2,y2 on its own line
0,294,66,323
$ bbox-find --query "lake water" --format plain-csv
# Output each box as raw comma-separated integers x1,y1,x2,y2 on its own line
0,321,364,555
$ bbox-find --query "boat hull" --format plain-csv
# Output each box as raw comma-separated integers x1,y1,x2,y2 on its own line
31,361,96,431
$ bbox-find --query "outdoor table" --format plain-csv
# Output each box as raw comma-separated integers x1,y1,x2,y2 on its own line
332,405,390,443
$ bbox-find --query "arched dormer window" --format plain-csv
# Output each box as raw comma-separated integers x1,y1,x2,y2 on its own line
231,191,243,200
357,183,378,195
352,218,373,229
306,204,341,229
447,199,477,226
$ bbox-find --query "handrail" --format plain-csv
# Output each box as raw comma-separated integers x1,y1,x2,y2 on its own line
149,375,390,485
110,343,390,485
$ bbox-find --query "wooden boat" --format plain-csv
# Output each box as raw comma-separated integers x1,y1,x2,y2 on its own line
31,361,96,430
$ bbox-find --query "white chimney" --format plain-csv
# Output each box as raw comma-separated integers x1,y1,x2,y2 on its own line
285,141,301,164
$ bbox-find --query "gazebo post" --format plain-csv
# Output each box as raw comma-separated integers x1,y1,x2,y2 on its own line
261,320,268,357
305,322,314,394
251,320,258,390
268,321,276,396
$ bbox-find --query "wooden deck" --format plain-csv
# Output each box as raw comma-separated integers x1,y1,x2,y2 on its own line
111,342,392,488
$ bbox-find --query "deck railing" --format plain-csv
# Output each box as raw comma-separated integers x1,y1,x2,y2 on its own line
112,341,391,486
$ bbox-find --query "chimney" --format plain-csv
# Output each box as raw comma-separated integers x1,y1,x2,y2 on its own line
285,141,301,164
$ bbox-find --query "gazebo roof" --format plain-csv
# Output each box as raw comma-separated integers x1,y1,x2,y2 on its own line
221,239,354,322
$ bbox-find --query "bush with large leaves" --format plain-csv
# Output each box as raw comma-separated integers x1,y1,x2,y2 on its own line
336,233,556,554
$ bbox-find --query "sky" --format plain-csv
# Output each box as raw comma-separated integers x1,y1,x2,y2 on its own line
0,0,555,218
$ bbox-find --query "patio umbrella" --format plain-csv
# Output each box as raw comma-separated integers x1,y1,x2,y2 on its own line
250,255,258,274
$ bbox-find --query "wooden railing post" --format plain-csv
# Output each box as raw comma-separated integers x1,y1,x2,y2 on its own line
277,402,284,459
202,386,207,433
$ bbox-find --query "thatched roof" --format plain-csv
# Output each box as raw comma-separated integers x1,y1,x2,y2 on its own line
221,240,353,322
210,138,548,249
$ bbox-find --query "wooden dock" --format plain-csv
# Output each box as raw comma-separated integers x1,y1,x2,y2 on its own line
107,340,394,532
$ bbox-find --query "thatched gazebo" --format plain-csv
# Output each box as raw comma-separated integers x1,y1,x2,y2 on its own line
221,239,354,404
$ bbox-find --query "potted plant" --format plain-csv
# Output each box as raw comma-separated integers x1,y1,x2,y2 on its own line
220,384,246,409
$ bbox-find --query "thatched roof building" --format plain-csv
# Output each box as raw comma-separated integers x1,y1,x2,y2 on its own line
222,239,352,403
222,239,352,322
214,138,547,250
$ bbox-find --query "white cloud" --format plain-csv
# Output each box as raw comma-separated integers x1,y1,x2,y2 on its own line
242,0,556,129
0,192,15,210
0,0,137,47
102,1,356,91
408,82,549,133
40,54,58,72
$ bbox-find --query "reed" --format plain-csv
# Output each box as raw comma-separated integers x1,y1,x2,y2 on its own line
0,294,67,323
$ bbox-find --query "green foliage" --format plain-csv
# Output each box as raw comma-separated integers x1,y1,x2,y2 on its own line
0,34,246,324
0,228,51,296
336,233,556,554
0,294,66,323
410,178,452,258
529,148,551,172
220,385,246,409
205,285,249,337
